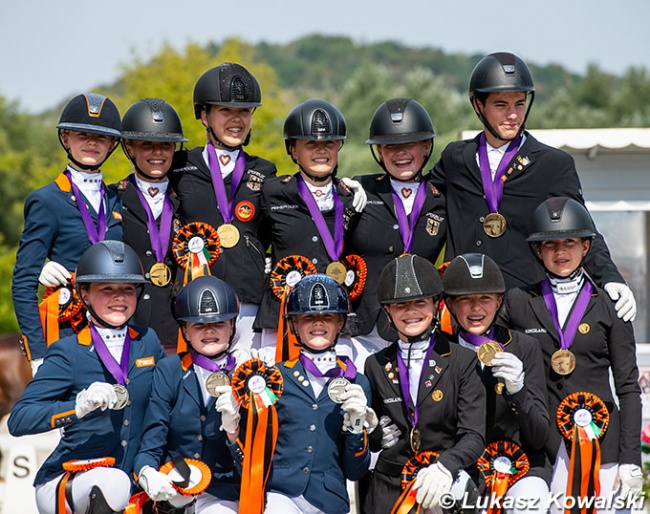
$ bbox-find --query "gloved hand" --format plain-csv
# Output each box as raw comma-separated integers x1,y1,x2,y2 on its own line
413,461,453,509
264,256,272,275
30,358,44,377
38,261,71,288
138,465,177,502
604,282,637,322
75,382,118,418
215,385,240,434
250,347,276,367
364,407,379,433
341,177,367,213
380,415,402,449
340,384,369,433
491,352,525,394
613,463,643,501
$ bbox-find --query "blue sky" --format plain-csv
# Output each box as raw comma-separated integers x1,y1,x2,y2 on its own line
2,0,648,113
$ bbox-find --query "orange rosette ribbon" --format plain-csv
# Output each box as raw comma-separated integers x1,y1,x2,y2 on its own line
57,457,116,513
343,254,367,302
270,255,317,362
391,451,440,514
39,272,87,346
477,441,530,514
232,358,283,514
172,222,221,284
159,457,212,496
557,391,609,514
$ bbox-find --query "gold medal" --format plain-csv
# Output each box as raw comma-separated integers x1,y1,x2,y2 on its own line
327,377,350,404
326,261,347,284
205,372,231,397
410,426,421,453
149,262,172,287
112,384,129,410
551,349,576,376
477,341,503,366
483,212,507,238
217,223,240,248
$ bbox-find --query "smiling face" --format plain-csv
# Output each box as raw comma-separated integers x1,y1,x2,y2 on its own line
125,140,175,181
446,294,502,335
81,283,138,327
384,298,437,341
291,139,341,184
376,140,432,181
61,130,116,171
201,105,253,148
536,238,591,278
292,312,344,352
476,91,528,147
182,320,234,357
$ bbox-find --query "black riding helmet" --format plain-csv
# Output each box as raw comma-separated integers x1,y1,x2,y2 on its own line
286,274,350,351
57,93,122,171
284,99,346,183
193,63,261,151
469,52,535,142
175,275,239,324
526,197,597,242
366,98,435,178
442,253,505,297
75,241,147,329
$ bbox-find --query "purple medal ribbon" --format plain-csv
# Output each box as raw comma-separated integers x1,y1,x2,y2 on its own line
541,278,593,350
296,175,344,262
391,182,428,254
396,335,436,430
191,351,236,373
89,324,130,385
206,142,246,224
130,176,173,263
64,170,106,244
477,133,522,213
299,353,357,379
458,328,502,349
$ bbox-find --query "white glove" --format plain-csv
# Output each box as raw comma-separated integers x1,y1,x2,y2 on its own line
341,177,367,213
491,352,525,394
413,461,453,509
215,385,240,434
604,282,637,322
264,256,272,274
613,463,643,501
364,407,379,434
379,415,402,449
38,261,71,287
30,358,44,377
75,382,118,418
138,465,178,502
340,384,369,433
250,347,276,367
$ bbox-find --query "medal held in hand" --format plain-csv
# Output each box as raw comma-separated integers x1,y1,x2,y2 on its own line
206,371,231,398
327,377,351,403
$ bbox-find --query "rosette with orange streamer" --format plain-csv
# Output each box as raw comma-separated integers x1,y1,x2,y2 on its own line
39,273,87,346
57,458,115,514
436,262,453,335
232,358,283,514
270,255,317,362
477,441,529,514
159,457,212,496
343,254,367,302
557,392,609,514
172,222,221,285
390,451,440,514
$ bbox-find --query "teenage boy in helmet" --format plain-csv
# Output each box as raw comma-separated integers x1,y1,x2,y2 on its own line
255,99,363,353
222,274,375,514
12,93,123,374
429,52,636,322
109,98,187,353
8,241,166,514
169,63,276,352
134,275,245,514
443,253,550,513
346,98,446,364
500,198,642,514
363,254,485,514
